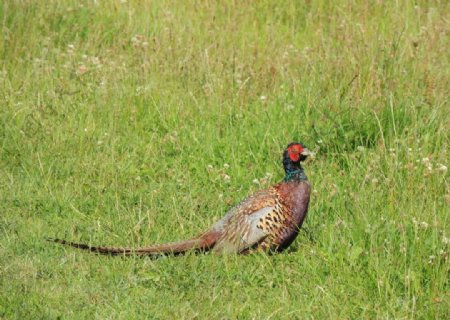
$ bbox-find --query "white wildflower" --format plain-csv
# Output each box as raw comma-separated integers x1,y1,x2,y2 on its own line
428,255,435,264
285,104,295,110
443,236,450,245
420,221,429,229
437,164,448,173
91,56,101,66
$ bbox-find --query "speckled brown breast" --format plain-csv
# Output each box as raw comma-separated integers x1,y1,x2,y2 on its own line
256,180,311,252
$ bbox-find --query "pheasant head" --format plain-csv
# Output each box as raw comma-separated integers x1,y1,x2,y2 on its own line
282,142,311,182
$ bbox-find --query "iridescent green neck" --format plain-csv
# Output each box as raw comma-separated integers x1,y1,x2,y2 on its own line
284,169,308,182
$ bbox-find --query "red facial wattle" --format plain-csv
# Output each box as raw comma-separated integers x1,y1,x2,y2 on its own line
289,153,300,162
288,144,303,162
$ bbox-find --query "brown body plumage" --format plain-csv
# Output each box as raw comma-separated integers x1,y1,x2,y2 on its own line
48,142,312,256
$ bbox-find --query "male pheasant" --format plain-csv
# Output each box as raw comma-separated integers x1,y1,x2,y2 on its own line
48,142,312,256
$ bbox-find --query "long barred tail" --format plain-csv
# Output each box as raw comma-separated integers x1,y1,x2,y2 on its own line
46,231,219,256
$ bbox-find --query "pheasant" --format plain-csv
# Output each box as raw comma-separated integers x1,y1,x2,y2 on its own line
48,142,312,256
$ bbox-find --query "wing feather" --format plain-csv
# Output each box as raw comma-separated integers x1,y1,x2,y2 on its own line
212,188,279,253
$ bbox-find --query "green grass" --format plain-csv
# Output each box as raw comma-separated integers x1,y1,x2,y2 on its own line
1,1,449,319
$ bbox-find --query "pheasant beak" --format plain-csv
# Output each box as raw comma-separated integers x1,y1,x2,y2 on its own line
301,148,315,159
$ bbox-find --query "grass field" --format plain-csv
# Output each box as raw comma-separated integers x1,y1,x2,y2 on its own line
1,1,449,319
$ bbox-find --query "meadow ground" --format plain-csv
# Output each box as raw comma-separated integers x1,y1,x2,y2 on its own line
0,1,449,319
